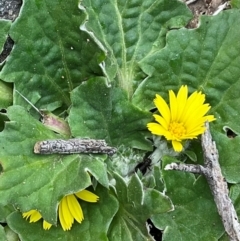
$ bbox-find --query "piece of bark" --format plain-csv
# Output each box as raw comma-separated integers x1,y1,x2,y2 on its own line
34,139,117,155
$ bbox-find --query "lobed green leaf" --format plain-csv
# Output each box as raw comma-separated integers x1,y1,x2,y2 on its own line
0,106,109,224
81,0,192,97
0,0,104,111
133,10,240,111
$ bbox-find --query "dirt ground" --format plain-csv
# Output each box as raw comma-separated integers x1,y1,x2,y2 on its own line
184,0,230,27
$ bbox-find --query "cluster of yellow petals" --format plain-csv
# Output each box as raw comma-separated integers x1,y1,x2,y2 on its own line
22,209,52,230
147,85,215,152
23,189,99,231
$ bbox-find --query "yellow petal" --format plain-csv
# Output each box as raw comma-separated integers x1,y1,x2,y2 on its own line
172,140,183,152
184,128,205,138
59,205,68,231
154,94,170,125
184,104,211,126
66,194,84,223
153,114,169,130
169,90,178,121
75,190,99,203
59,197,74,231
23,210,36,219
59,210,68,230
181,91,206,123
204,115,216,122
188,91,205,106
176,85,188,121
43,220,52,230
186,109,214,132
147,123,169,136
28,210,42,223
185,117,206,133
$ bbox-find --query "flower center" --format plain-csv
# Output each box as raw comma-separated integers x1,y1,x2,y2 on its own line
169,122,186,140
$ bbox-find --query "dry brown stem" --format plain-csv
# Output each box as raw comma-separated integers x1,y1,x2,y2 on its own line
165,122,240,241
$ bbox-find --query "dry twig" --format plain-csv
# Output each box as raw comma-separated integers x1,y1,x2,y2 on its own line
165,122,240,241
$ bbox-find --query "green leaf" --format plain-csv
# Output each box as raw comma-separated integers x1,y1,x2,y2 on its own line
183,150,197,163
7,185,118,241
211,130,240,183
0,20,13,109
208,78,240,183
151,156,224,241
143,165,165,191
0,81,12,109
69,77,152,150
219,233,230,241
0,106,109,223
230,184,240,218
127,173,144,204
81,0,192,97
0,204,14,222
0,0,104,111
133,10,240,111
0,20,11,53
0,225,7,241
231,0,240,8
105,145,149,178
108,173,173,241
4,226,19,241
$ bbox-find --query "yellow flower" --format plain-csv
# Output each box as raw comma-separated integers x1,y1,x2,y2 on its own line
147,85,215,152
22,190,99,231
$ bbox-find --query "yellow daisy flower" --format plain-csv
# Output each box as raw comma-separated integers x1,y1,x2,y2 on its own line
147,85,215,152
23,190,99,231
